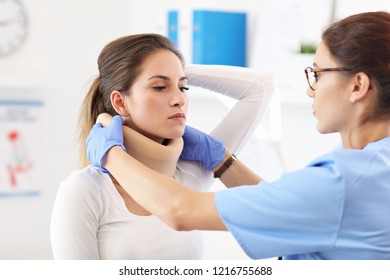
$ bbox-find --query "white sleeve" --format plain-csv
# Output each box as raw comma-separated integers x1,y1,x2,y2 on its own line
185,64,275,153
50,172,101,259
176,64,275,191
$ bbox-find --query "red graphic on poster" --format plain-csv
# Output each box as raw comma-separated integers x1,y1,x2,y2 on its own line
6,130,32,188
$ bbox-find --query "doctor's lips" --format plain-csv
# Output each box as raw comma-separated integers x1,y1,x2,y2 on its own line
169,113,186,120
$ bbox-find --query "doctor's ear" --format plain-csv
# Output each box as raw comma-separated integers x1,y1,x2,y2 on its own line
349,72,371,103
111,90,129,117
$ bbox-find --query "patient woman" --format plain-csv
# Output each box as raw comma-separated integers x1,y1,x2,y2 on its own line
50,33,274,259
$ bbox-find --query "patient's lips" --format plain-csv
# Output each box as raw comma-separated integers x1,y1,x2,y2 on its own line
169,113,186,121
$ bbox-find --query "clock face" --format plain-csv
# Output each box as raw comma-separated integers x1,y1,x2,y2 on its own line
0,0,28,55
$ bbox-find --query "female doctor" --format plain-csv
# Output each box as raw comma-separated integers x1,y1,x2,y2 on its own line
86,11,390,259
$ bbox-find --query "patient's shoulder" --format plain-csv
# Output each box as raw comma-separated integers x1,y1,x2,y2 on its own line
58,165,108,198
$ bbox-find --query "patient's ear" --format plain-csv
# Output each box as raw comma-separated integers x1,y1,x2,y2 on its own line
111,90,128,116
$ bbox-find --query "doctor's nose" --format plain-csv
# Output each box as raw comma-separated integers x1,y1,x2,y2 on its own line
307,87,315,98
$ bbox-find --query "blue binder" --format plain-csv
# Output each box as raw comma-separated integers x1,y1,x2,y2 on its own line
168,10,178,47
192,10,246,66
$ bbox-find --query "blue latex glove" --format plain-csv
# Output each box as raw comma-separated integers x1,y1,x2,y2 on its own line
86,114,126,174
180,125,225,170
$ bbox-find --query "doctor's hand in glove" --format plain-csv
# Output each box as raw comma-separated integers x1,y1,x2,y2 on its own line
180,125,226,171
86,114,126,173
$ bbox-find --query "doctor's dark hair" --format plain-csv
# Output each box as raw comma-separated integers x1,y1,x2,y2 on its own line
78,33,184,167
322,11,390,122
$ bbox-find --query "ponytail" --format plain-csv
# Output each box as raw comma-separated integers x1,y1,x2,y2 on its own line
78,77,107,168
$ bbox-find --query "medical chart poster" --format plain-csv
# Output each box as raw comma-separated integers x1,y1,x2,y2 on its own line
0,99,44,197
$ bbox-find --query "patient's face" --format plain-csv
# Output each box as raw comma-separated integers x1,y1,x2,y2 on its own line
124,50,188,143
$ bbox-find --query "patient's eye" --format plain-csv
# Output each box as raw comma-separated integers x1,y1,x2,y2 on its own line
152,86,166,92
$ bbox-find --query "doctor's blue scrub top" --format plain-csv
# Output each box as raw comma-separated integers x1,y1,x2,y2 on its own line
215,137,390,260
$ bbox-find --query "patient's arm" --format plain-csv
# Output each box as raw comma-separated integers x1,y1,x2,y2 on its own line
185,64,275,154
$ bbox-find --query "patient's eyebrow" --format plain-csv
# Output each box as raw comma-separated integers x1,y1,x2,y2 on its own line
148,75,188,81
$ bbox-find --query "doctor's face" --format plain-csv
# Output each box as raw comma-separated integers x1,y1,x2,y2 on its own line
124,50,188,143
308,41,353,134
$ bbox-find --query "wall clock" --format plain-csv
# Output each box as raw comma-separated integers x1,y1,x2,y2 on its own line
0,0,28,55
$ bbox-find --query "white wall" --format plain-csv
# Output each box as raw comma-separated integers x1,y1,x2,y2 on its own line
0,0,388,260
0,0,136,259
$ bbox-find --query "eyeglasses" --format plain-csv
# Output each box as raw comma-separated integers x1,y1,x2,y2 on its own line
304,66,352,91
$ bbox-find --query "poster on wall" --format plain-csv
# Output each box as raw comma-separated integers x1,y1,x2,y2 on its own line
0,97,44,197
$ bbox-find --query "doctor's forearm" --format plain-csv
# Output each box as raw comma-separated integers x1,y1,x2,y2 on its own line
213,151,263,188
104,146,226,231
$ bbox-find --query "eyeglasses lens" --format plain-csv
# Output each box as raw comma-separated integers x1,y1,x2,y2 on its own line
308,71,317,88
